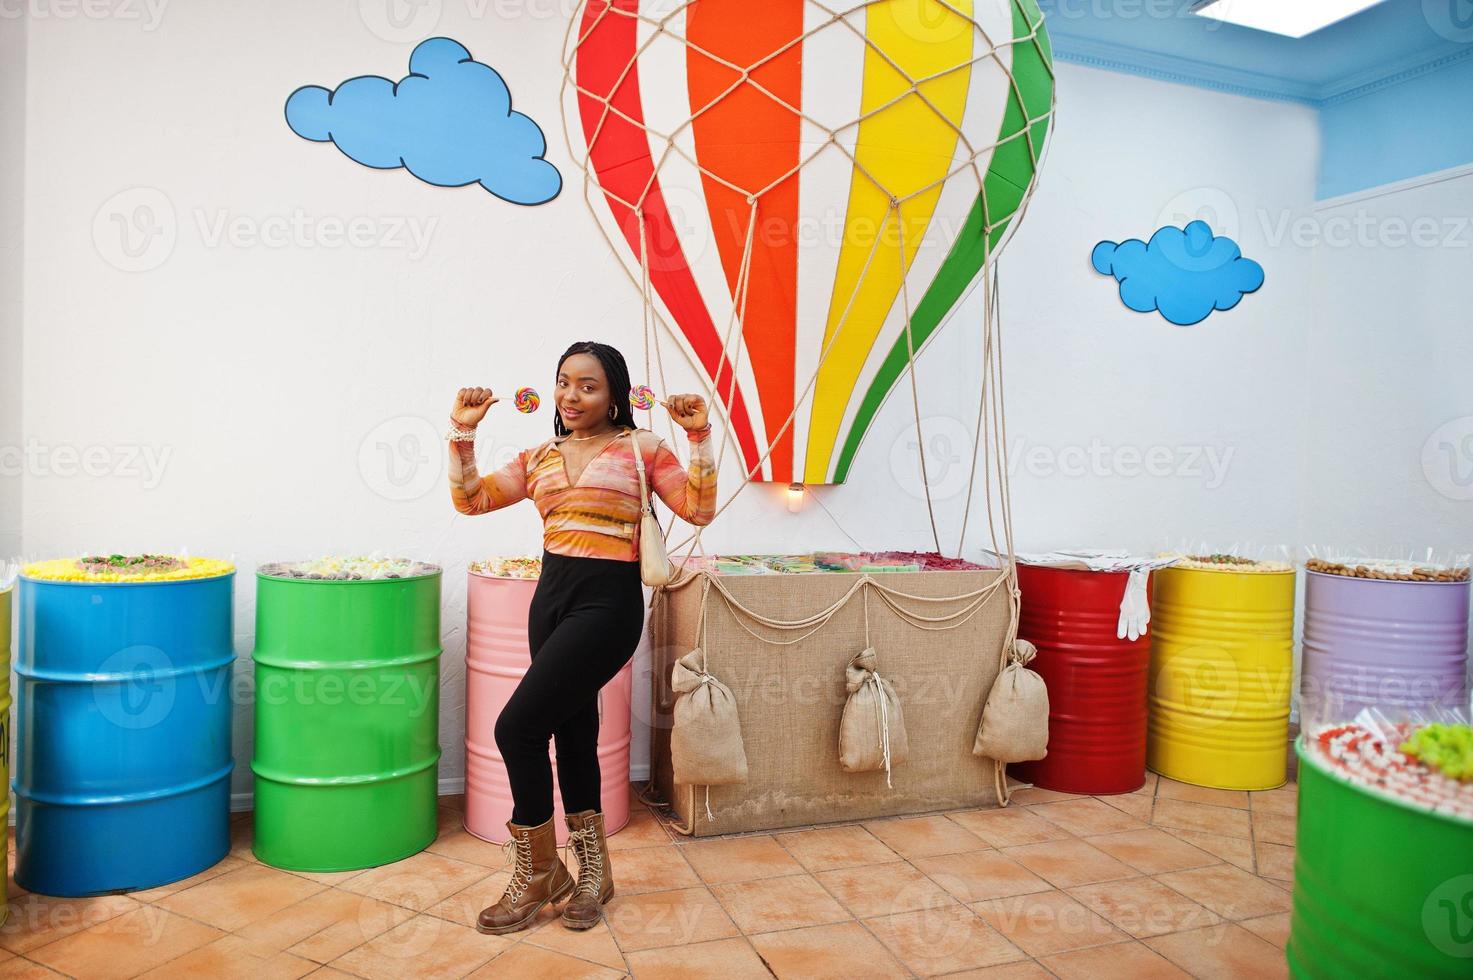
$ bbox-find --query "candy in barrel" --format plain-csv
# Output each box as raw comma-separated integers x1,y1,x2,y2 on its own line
15,555,236,896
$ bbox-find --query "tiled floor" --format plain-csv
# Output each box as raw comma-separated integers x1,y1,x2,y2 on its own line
0,774,1296,978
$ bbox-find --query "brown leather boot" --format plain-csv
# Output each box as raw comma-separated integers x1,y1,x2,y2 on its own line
561,810,615,930
476,817,575,935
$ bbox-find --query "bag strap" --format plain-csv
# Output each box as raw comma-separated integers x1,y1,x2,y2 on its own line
627,429,652,516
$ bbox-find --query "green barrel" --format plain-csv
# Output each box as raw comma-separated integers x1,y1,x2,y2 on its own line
251,567,442,871
1288,738,1473,977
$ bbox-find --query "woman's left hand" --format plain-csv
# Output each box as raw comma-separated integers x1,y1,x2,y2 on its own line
664,393,709,431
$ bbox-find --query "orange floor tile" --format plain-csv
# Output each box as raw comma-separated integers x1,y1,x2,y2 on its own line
0,773,1296,978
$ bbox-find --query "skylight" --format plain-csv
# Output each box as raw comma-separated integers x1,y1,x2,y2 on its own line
1190,0,1386,39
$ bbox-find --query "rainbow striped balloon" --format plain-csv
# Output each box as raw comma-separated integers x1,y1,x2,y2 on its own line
565,0,1053,483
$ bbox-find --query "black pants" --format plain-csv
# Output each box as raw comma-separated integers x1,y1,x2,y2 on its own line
495,551,646,826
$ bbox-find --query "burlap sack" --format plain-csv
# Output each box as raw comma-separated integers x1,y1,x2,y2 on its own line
670,648,748,785
839,647,909,782
973,638,1049,763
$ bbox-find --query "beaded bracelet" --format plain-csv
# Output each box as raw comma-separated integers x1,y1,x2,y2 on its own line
446,418,478,443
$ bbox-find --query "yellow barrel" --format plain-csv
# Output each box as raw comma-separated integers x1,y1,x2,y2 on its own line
1148,565,1295,790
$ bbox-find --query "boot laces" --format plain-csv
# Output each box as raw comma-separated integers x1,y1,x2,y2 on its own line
501,832,534,903
567,825,604,898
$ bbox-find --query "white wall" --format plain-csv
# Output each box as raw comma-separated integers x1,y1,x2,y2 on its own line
998,65,1319,557
0,14,23,560
1301,166,1473,557
23,7,1441,795
1300,166,1473,699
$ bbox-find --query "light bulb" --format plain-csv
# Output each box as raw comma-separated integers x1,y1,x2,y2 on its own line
787,482,804,514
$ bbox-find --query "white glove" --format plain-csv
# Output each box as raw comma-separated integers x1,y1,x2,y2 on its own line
1116,567,1151,642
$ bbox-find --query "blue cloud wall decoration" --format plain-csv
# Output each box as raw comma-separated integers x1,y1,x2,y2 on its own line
1091,220,1263,326
285,37,561,206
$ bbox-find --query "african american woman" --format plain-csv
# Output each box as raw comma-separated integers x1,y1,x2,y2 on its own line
448,341,716,934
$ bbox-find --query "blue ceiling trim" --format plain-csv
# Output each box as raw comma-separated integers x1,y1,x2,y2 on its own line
1048,32,1318,104
1049,30,1473,108
1319,46,1473,105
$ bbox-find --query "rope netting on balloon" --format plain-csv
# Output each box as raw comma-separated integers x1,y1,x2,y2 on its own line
560,0,1055,749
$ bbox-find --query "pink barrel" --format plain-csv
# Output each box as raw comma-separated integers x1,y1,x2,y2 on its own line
464,571,632,845
1301,571,1470,722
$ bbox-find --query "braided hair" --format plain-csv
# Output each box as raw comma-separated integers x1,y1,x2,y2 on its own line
553,341,638,437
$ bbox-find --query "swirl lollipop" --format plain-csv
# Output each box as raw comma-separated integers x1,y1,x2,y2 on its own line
513,387,541,414
630,384,657,411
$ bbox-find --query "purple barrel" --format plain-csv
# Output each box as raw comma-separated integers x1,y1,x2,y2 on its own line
1300,571,1470,721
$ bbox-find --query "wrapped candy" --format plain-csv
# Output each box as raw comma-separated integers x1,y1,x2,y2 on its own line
24,554,235,583
258,556,440,581
1307,716,1473,820
1305,556,1469,582
469,556,542,579
1166,553,1293,573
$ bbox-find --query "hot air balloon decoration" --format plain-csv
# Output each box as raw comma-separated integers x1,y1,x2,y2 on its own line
562,0,1054,485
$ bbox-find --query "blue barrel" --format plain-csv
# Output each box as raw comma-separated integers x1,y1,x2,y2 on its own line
0,584,12,922
15,572,235,896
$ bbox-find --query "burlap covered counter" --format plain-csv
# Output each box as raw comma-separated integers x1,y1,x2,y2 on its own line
650,568,1011,836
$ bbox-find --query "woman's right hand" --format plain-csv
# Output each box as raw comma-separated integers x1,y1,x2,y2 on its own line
452,387,499,428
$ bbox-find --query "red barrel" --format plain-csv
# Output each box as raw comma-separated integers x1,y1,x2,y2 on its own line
1011,564,1149,795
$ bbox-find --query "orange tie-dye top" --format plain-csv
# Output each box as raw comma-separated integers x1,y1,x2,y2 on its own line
449,426,717,562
